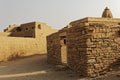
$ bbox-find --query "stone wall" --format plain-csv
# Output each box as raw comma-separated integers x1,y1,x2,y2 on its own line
67,24,89,76
85,23,120,77
47,22,120,77
47,32,61,64
67,23,120,77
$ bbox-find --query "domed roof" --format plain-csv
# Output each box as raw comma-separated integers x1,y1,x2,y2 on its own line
102,7,113,18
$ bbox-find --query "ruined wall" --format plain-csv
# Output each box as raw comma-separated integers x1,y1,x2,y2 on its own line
4,24,19,32
8,22,36,37
47,32,61,64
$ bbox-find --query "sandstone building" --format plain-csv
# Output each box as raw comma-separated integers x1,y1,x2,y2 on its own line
0,22,57,61
47,7,120,77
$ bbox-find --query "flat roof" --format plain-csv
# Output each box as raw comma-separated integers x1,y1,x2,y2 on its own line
70,17,120,24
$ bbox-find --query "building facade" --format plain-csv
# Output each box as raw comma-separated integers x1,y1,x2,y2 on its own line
47,7,120,77
3,22,56,38
0,22,57,61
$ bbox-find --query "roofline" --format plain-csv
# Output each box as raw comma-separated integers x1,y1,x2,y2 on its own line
70,17,120,25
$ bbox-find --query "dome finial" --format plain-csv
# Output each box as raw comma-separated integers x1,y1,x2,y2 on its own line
102,7,113,18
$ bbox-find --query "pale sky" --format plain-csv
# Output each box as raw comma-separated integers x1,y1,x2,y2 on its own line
0,0,120,31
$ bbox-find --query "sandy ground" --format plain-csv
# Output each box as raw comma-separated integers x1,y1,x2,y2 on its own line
0,55,119,80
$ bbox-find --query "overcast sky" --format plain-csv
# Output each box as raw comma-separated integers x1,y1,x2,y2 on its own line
0,0,120,31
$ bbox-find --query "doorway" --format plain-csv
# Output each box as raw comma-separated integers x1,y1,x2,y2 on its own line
60,36,67,64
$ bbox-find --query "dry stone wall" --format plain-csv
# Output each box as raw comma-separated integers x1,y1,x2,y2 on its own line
67,23,120,77
67,25,89,76
85,23,120,77
47,22,120,77
47,33,61,64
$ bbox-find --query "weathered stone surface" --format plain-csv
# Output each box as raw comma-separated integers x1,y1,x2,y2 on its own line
47,7,120,77
47,32,61,64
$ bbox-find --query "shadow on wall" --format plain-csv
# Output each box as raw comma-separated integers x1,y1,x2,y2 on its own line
7,51,25,61
0,51,25,62
108,58,120,71
4,26,35,38
6,27,35,38
97,58,120,77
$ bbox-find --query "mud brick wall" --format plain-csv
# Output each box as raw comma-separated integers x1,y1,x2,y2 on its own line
0,37,44,61
47,32,61,64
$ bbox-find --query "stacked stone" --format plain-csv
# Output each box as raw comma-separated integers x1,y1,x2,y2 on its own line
47,32,61,64
47,22,120,77
67,23,120,77
67,23,91,76
86,23,120,77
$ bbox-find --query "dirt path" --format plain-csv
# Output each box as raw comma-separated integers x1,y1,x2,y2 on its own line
0,55,119,80
0,55,80,80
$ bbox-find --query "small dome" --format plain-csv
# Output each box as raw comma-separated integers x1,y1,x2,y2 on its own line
102,7,113,18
